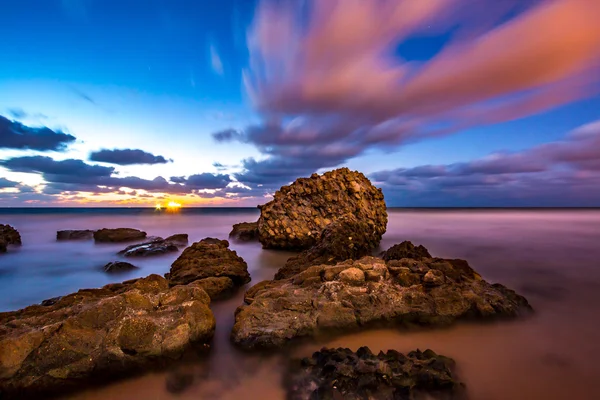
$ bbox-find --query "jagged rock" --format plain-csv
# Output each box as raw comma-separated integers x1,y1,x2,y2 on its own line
56,230,94,241
0,275,215,397
257,168,387,250
189,277,235,300
381,241,431,261
232,252,532,349
118,237,179,257
165,234,189,246
229,222,259,242
286,347,465,400
0,225,21,253
167,238,250,299
275,215,379,279
104,261,139,273
94,228,147,243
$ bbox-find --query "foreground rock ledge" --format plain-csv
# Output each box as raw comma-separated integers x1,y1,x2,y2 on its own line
286,347,465,400
232,255,532,349
0,275,215,397
167,238,251,299
257,168,388,250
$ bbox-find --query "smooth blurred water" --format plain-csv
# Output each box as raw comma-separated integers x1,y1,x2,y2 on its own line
1,208,600,399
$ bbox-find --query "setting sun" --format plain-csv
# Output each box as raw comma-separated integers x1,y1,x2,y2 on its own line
167,201,182,209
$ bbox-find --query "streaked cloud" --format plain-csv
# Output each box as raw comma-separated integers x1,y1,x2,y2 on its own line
0,115,76,152
90,148,171,165
210,42,224,75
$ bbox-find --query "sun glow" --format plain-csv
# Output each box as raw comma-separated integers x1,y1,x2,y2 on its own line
167,201,182,209
155,203,162,210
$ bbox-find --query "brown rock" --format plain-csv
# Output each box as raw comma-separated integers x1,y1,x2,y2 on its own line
168,238,250,298
275,215,380,280
380,241,431,261
189,277,235,300
0,225,21,253
257,168,387,250
232,253,532,349
93,228,147,243
0,275,215,397
165,234,188,246
229,222,259,242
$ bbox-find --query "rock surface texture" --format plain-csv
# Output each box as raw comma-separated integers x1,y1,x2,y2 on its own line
381,241,432,261
0,275,215,397
257,168,387,250
56,230,95,241
232,251,532,349
229,222,259,242
103,261,139,273
0,225,21,253
94,228,147,243
167,238,251,299
286,347,464,400
275,215,379,280
118,237,179,257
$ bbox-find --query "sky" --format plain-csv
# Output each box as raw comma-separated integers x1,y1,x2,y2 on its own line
1,0,599,207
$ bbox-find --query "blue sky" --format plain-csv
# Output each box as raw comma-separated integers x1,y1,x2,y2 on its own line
1,0,599,206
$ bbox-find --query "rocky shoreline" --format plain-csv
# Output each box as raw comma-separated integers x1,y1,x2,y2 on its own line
0,168,534,399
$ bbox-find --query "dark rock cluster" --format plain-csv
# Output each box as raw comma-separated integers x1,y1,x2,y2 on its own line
56,230,95,241
167,238,251,299
0,275,215,397
286,347,465,400
0,224,21,253
381,241,432,261
93,228,147,243
232,252,532,349
257,168,387,250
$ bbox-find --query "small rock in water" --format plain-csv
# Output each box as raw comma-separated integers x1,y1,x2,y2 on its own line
286,346,465,400
104,261,139,273
94,228,147,243
0,224,22,253
118,239,179,257
56,230,94,241
229,222,259,242
165,233,189,246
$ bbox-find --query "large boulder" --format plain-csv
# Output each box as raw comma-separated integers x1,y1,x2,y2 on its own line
257,168,387,250
275,215,379,280
286,347,464,400
232,252,532,349
57,230,94,241
94,228,147,243
0,275,215,397
167,238,251,299
0,225,21,253
229,222,259,242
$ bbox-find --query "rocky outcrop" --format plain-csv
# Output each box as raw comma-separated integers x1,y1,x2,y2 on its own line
94,228,147,243
118,237,179,257
104,261,139,273
229,222,259,242
232,252,532,349
57,230,94,241
0,225,21,253
381,241,432,261
165,234,188,246
0,275,215,397
286,347,464,400
167,238,251,299
275,215,379,280
257,168,387,250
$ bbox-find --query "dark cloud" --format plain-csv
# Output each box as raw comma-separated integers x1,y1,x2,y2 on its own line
170,176,187,184
1,156,114,177
0,177,19,188
180,173,232,189
0,115,76,152
7,108,27,119
212,128,245,142
89,149,171,165
371,120,600,206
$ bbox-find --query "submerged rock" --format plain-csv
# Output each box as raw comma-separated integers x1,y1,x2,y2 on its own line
56,230,94,241
381,241,432,261
103,261,139,273
232,251,532,349
229,222,259,242
118,237,179,257
257,168,387,250
94,228,147,243
286,347,465,400
167,238,250,299
0,275,215,397
0,225,21,253
275,215,379,280
165,234,189,246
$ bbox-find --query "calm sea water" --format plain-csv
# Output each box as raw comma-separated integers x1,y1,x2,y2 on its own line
1,208,600,399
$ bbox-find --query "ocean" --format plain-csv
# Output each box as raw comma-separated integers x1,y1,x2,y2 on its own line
1,208,600,399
